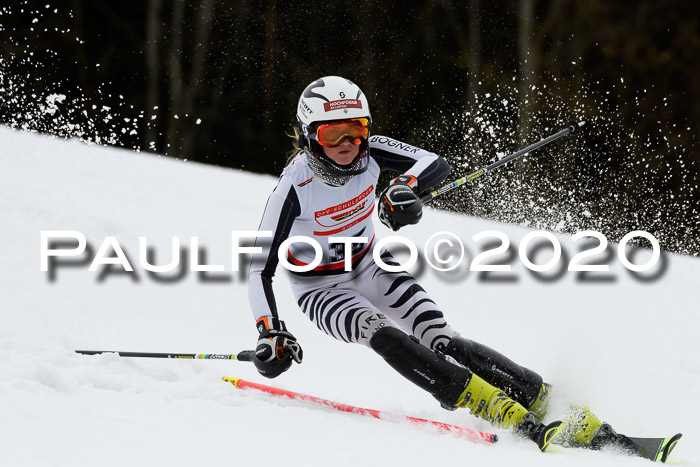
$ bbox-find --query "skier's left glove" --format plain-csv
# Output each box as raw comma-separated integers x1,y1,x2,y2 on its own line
253,316,303,379
378,175,423,231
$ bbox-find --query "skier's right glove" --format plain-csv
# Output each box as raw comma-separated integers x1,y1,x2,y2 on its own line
253,316,303,379
378,175,423,231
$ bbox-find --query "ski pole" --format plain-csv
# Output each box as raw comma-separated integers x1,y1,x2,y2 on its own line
76,349,255,361
421,120,584,203
223,376,498,444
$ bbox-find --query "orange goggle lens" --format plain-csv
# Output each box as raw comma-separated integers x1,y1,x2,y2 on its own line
315,118,369,147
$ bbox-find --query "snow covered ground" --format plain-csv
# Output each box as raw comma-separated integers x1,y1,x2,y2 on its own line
1,127,698,466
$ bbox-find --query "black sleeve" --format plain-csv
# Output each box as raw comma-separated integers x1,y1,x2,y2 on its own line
369,135,451,191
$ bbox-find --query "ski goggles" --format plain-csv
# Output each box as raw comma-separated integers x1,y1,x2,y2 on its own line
314,118,370,147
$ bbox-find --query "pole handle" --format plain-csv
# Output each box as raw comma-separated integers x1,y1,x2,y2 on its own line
235,350,255,362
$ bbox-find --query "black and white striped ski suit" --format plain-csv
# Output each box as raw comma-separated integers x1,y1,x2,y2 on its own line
248,135,457,350
291,250,457,351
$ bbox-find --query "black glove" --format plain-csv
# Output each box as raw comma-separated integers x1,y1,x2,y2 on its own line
253,316,303,379
378,175,423,231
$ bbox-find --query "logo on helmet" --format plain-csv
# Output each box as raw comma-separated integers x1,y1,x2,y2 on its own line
299,100,314,120
323,99,363,112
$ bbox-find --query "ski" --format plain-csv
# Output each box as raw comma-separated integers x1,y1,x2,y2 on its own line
551,433,682,463
627,433,682,463
222,376,497,444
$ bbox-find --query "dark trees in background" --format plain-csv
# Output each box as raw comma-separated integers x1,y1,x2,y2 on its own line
1,0,698,254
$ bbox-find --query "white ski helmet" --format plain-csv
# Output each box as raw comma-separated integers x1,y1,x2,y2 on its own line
296,76,372,185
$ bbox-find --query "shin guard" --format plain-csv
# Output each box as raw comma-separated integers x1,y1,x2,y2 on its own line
369,327,469,407
445,336,543,407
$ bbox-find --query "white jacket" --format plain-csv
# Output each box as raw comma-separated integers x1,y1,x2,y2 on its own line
248,135,451,321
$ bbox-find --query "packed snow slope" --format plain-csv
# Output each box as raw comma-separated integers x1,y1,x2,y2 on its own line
1,127,698,467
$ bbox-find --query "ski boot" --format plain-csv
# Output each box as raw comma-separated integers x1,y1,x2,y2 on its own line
560,406,632,451
454,372,564,451
527,383,551,420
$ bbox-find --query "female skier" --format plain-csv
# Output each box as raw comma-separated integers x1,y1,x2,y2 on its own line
247,76,604,451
